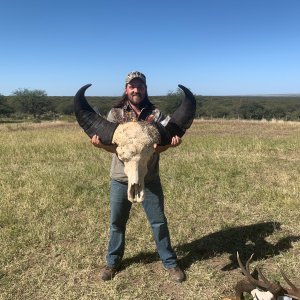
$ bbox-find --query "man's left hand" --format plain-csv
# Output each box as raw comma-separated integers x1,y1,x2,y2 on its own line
154,136,182,153
170,135,182,147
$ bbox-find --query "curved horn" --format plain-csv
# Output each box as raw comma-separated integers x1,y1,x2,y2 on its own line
155,84,196,145
74,84,118,144
164,84,196,138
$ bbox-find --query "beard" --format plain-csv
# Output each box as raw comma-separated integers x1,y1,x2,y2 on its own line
128,93,144,106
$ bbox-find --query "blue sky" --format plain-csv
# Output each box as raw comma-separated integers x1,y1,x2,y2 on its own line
1,0,300,96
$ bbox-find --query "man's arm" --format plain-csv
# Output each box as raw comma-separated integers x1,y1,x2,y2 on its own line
91,135,117,153
154,136,182,153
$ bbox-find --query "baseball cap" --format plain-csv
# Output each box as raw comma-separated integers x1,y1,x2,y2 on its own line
125,71,146,85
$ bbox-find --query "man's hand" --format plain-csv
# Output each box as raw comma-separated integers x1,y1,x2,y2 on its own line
91,135,103,148
91,135,117,153
170,135,182,147
154,135,182,153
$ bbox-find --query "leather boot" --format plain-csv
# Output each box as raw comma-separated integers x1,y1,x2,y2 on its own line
166,266,186,282
100,266,117,281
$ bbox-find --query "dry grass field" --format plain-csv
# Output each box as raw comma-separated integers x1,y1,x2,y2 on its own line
1,120,299,300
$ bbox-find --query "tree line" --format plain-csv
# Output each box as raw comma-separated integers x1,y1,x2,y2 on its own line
1,88,300,121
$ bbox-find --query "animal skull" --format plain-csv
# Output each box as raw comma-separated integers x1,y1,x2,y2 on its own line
251,289,275,300
113,122,160,202
74,83,196,203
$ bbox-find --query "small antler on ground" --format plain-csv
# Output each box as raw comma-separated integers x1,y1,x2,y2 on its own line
235,252,300,300
280,270,300,300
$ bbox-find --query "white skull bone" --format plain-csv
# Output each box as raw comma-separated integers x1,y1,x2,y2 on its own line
112,121,160,203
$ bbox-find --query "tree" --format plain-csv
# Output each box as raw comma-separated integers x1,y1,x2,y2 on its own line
268,106,286,119
239,102,267,120
165,87,203,118
167,87,185,98
56,101,74,115
0,94,14,116
11,88,52,118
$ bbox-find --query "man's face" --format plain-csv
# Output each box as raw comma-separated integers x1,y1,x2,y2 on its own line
125,78,147,106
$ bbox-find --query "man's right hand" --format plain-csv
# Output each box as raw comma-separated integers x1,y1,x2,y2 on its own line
91,135,117,153
91,135,103,148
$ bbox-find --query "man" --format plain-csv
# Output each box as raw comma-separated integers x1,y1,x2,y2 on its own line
91,71,185,282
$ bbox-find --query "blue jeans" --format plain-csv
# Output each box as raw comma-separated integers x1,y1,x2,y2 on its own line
106,177,177,269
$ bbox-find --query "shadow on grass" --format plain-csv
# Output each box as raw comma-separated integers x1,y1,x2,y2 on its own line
121,221,300,271
120,252,160,270
178,221,300,270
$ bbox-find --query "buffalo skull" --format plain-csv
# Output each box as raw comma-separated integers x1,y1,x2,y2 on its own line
74,83,196,202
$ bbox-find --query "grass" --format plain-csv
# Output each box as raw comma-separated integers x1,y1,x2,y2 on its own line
0,119,300,299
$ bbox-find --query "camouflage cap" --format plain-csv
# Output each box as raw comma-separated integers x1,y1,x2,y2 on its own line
125,71,146,85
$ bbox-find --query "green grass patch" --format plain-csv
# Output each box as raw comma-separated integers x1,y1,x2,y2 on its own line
1,120,299,299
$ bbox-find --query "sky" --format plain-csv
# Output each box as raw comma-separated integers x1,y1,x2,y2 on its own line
1,0,300,96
